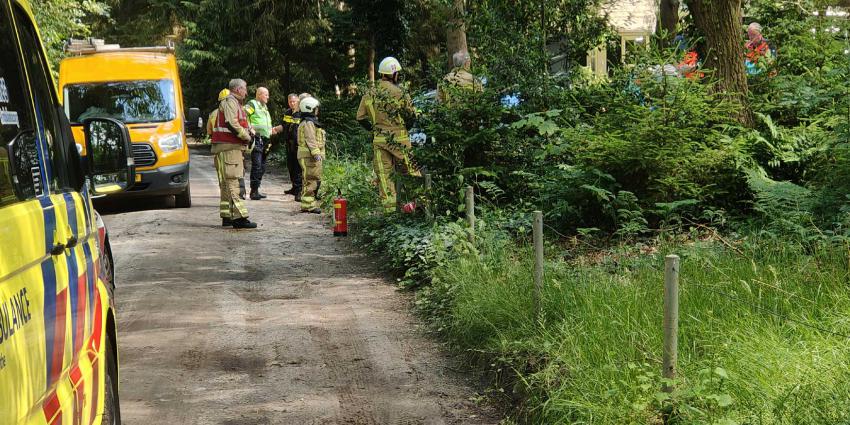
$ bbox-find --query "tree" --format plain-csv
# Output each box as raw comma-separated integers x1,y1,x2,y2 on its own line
659,0,679,40
685,0,752,126
446,0,468,68
30,0,110,67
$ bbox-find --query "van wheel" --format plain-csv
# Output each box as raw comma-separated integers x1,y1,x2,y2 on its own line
102,336,121,425
175,184,191,208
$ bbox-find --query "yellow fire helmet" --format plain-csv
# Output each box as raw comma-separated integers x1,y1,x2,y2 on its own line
378,56,402,75
299,96,320,114
218,88,230,101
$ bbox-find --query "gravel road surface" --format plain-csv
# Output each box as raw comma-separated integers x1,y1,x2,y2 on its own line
97,147,498,425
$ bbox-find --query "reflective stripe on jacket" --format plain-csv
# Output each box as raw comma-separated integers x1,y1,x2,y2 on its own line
212,97,249,145
297,119,326,158
356,80,413,143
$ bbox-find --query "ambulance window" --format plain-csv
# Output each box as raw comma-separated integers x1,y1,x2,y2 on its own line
0,3,36,206
13,6,66,192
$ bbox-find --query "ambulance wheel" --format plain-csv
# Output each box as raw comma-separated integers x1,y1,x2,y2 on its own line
100,238,115,291
175,184,191,208
102,336,121,425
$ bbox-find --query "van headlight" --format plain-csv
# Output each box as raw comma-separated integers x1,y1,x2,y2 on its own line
157,132,183,153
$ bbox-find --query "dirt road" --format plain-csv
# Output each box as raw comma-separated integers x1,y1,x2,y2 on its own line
98,147,498,425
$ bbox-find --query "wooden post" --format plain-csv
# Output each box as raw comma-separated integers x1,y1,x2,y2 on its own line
662,254,680,393
533,211,544,318
395,179,402,213
465,186,475,242
424,174,433,220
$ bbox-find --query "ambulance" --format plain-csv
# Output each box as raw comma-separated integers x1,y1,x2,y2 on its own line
58,39,196,208
1,0,133,423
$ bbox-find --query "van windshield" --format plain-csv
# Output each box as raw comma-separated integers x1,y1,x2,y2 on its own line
64,79,176,125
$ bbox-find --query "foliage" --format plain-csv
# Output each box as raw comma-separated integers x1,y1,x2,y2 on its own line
326,178,850,423
411,44,751,235
30,0,110,67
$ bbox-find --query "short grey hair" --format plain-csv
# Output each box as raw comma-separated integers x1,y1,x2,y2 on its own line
256,87,269,95
228,78,247,91
452,51,470,68
748,22,762,33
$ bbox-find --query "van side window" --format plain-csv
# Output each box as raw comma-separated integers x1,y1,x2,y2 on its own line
13,6,67,192
0,3,37,206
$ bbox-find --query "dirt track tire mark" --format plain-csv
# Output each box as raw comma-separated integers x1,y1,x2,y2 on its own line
310,324,379,425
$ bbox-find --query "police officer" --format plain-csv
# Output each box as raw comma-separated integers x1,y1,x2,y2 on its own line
211,79,257,229
296,97,325,214
437,51,483,104
274,93,302,200
356,57,419,213
244,87,277,200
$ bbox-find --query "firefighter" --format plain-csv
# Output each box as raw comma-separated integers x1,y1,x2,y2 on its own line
273,93,302,200
437,51,483,104
211,78,257,228
296,96,325,214
356,56,419,213
209,88,231,225
244,87,277,200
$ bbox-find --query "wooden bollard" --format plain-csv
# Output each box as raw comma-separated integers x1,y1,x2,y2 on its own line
466,186,475,243
424,173,433,220
533,211,544,318
662,254,679,393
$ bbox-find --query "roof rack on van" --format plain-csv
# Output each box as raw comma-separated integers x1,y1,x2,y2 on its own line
64,38,175,55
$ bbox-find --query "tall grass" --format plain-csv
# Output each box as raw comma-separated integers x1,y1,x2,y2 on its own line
319,156,850,423
422,234,850,424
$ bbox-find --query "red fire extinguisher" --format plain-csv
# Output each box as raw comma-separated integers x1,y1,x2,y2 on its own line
333,190,348,237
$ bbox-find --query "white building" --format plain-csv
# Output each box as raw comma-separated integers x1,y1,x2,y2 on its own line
587,0,657,76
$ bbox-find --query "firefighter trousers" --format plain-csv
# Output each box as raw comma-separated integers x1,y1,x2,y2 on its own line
373,142,418,213
215,149,249,219
299,156,322,211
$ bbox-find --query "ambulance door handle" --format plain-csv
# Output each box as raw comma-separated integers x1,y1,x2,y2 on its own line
65,236,78,249
50,242,66,256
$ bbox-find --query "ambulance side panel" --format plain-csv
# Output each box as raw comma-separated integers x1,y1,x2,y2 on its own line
1,1,114,423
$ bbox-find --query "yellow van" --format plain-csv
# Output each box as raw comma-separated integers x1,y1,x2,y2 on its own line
1,0,134,423
58,41,196,208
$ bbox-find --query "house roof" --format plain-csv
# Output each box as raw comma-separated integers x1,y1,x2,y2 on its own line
603,0,657,34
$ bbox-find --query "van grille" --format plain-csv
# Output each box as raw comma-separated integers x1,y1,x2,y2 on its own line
132,143,157,167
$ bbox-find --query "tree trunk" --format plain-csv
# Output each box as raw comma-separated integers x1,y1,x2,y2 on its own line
658,0,679,40
686,0,752,126
446,0,468,69
368,32,376,83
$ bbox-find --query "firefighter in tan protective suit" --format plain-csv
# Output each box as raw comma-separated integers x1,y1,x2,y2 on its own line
437,51,483,104
211,79,257,229
209,88,230,224
356,56,420,213
296,96,325,214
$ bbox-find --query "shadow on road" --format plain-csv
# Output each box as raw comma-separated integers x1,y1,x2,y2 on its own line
94,196,177,215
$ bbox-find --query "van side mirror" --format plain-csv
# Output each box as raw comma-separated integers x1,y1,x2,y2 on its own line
186,107,201,136
186,107,201,125
83,118,135,195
